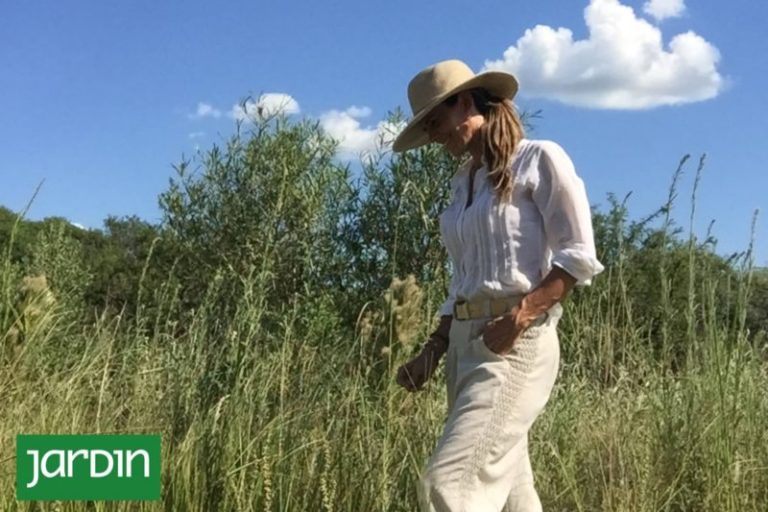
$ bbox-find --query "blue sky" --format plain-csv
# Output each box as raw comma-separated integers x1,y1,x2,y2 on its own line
2,0,766,265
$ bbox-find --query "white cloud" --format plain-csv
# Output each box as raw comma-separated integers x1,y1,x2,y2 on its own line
189,102,221,119
482,0,723,109
319,106,403,161
188,131,205,139
344,106,372,118
643,0,685,21
230,93,300,122
70,222,86,230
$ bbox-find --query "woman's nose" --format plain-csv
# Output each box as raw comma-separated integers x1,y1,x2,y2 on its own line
425,124,441,144
424,123,434,141
424,116,440,141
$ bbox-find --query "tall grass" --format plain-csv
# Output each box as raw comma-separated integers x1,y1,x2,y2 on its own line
1,153,766,511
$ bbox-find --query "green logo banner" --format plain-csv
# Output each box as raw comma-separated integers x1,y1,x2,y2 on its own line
16,434,161,501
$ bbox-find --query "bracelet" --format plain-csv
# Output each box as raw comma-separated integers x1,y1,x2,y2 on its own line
416,315,452,355
423,332,448,353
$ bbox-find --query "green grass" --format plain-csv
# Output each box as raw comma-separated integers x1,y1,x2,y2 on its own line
1,150,766,510
1,268,767,511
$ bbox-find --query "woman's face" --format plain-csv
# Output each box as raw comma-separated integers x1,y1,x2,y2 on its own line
422,91,484,158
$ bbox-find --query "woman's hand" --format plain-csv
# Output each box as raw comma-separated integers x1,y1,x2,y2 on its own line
482,307,530,356
396,345,442,392
482,266,578,355
396,315,451,392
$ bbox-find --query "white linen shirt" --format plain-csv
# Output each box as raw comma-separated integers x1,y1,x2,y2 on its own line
438,138,605,316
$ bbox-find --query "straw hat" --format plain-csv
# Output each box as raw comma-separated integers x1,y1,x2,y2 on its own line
392,59,519,153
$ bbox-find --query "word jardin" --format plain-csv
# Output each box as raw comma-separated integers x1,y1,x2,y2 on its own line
16,435,161,501
24,448,151,488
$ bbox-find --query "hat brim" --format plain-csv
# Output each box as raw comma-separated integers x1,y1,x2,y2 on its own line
392,71,519,153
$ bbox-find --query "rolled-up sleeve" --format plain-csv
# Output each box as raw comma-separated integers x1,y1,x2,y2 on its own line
530,141,604,285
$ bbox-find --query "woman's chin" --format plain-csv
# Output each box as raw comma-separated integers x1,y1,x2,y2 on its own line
445,143,464,157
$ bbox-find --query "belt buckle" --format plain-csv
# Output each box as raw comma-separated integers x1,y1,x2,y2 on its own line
453,301,469,320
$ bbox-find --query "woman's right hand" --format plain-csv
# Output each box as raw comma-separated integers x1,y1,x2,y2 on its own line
396,347,441,392
396,315,451,392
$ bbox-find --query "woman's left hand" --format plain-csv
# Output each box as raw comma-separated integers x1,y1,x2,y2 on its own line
482,268,576,355
482,307,531,356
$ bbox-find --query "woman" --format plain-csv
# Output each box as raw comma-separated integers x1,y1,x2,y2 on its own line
394,60,604,512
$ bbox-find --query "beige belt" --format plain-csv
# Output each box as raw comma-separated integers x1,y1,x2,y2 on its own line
452,295,525,320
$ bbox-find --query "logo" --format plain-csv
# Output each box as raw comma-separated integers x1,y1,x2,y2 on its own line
16,435,161,501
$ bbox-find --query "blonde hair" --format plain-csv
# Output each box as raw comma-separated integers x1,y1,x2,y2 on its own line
447,88,525,203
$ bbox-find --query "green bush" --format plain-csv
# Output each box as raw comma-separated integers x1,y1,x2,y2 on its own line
1,107,766,511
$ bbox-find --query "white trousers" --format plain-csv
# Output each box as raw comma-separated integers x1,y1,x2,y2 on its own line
418,311,560,512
